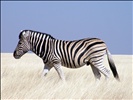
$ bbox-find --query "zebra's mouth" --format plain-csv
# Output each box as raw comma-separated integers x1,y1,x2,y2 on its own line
14,55,21,59
13,54,21,59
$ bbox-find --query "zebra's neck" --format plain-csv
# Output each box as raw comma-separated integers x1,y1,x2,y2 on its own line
29,31,55,61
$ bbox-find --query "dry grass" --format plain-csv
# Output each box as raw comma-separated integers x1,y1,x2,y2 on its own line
1,53,133,99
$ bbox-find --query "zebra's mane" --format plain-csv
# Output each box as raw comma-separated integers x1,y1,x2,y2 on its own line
19,30,55,39
19,30,25,39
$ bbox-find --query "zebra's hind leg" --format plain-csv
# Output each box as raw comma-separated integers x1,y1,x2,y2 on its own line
86,61,101,81
91,65,101,81
90,59,110,80
95,64,110,80
89,54,110,80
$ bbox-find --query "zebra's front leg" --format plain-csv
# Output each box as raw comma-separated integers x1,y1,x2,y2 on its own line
43,64,52,76
54,63,65,81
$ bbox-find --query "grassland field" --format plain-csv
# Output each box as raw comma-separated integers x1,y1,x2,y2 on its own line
1,53,133,99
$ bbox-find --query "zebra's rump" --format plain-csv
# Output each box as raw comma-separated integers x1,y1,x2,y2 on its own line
58,38,107,68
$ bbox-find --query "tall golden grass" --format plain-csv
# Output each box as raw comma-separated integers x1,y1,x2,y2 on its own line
1,53,133,99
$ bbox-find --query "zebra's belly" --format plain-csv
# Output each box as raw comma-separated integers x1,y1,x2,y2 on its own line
61,61,86,68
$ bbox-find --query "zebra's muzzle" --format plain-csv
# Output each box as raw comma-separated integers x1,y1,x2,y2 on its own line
13,51,21,59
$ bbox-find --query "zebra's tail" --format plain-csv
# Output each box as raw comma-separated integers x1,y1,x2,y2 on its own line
106,49,120,81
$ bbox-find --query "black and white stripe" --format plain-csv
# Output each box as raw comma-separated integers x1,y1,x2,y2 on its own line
13,30,120,81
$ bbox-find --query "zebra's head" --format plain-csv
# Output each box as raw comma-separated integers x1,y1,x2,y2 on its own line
13,30,31,59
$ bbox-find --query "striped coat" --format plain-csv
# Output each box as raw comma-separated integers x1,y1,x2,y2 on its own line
13,30,120,81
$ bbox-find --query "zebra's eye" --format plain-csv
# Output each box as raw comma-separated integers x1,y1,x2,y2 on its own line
19,42,22,45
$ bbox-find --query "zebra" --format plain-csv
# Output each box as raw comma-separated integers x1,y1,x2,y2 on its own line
13,30,120,81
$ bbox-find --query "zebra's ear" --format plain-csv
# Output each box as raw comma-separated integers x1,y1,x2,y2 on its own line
22,30,30,38
19,30,30,40
19,30,24,39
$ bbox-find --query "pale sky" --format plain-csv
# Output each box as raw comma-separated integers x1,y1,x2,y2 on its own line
1,1,132,54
